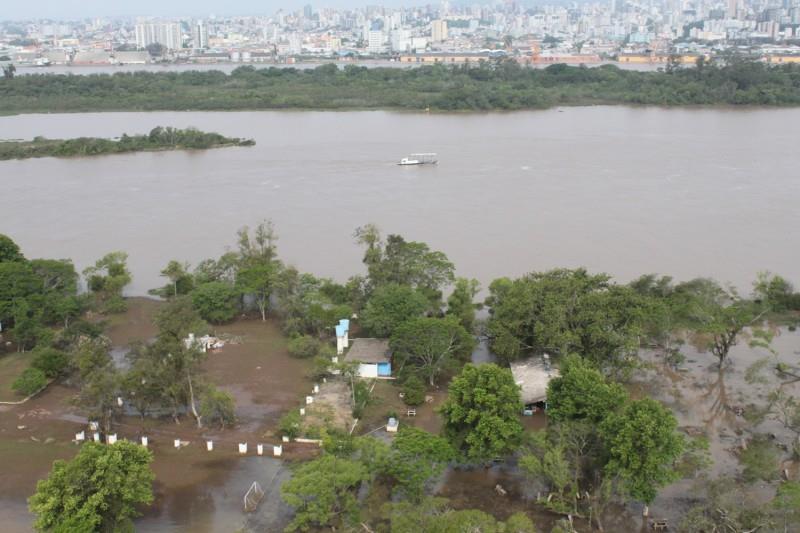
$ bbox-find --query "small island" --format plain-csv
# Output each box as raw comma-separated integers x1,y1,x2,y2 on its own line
0,127,255,160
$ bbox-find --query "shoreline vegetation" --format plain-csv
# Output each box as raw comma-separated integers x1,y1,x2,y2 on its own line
0,126,255,160
0,58,799,114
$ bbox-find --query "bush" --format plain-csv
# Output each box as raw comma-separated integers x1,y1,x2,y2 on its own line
309,355,332,380
401,375,426,406
279,410,302,439
190,282,239,323
12,367,47,396
287,335,321,358
31,348,69,378
200,387,236,429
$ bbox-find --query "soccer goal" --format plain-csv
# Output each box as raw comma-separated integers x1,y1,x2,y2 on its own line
243,481,265,513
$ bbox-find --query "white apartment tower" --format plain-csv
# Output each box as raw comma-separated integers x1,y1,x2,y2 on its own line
431,19,448,42
135,22,183,51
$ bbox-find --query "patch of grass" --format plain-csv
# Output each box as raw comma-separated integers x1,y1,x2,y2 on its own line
0,352,33,402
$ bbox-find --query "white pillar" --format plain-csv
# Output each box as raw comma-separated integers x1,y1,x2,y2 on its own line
282,435,290,443
273,445,283,457
305,396,313,405
89,421,98,431
174,439,181,449
206,440,214,451
107,434,117,444
238,443,248,454
75,431,85,442
257,444,264,456
300,408,305,416
336,336,344,355
313,384,320,394
117,397,123,407
141,436,148,447
93,432,100,442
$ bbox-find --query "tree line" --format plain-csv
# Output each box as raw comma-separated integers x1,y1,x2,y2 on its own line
1,56,799,114
0,126,254,160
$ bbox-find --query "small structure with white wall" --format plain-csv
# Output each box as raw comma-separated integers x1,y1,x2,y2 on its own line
387,417,399,433
343,338,392,378
509,354,559,412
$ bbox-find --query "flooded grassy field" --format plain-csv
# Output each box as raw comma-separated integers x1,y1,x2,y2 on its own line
0,298,314,532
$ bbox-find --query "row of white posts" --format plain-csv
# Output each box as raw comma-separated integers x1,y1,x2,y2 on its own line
77,424,282,456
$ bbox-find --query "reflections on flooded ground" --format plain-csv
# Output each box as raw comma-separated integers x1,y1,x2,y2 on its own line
638,326,800,525
138,455,292,533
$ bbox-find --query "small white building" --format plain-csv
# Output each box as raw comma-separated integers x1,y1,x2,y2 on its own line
509,355,559,407
343,338,392,378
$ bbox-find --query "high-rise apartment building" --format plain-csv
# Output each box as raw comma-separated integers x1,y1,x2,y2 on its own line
431,19,448,42
135,22,183,50
192,21,208,49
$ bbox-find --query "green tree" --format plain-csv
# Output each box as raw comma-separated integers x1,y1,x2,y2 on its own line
72,337,121,433
236,263,278,321
485,269,649,373
390,316,475,386
83,252,131,313
31,347,69,378
361,283,428,337
679,278,767,366
386,427,456,500
157,260,193,298
29,440,154,533
354,226,455,306
200,386,236,429
546,354,627,424
190,281,239,323
446,277,481,332
287,334,322,358
600,398,684,504
0,260,41,326
401,374,426,406
153,296,207,343
12,367,47,396
280,454,368,531
0,233,24,262
439,363,523,461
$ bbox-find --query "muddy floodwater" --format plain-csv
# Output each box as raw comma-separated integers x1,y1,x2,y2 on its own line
3,108,800,295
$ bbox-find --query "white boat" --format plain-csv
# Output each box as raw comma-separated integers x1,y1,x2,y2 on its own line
398,153,437,166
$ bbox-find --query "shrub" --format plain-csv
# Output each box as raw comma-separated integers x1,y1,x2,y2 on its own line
309,355,332,381
31,348,69,378
12,367,47,396
190,282,238,323
401,375,426,406
200,387,236,429
287,335,321,358
279,410,302,439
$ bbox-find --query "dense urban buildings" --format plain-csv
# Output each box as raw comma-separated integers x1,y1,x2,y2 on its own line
2,0,800,67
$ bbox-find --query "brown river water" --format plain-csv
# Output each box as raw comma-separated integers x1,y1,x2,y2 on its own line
2,107,800,531
2,107,800,295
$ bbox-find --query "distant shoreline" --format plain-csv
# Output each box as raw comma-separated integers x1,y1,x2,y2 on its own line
1,60,797,116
